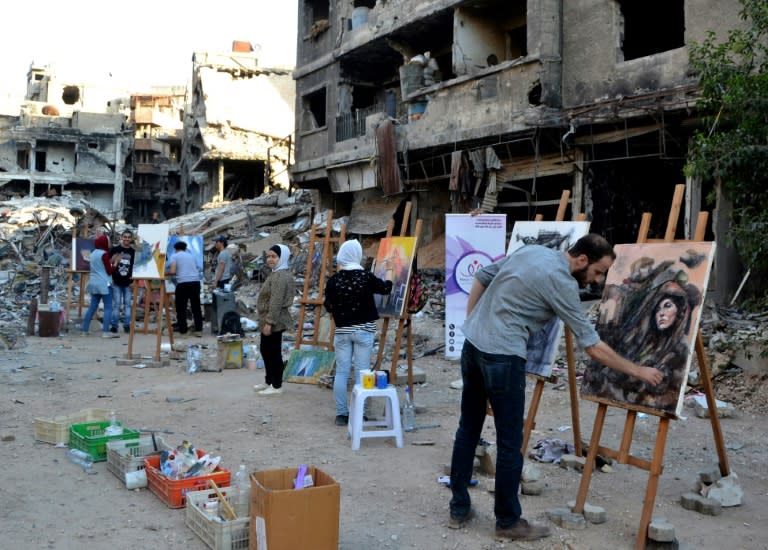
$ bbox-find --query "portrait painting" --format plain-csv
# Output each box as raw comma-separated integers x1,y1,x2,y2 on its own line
133,224,170,280
72,238,96,272
508,221,591,377
580,242,716,417
284,349,336,384
372,236,418,318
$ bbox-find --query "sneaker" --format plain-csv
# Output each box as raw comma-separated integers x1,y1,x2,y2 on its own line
495,519,551,541
102,332,119,339
123,326,130,333
110,326,118,333
449,379,464,390
448,507,475,529
335,415,349,426
258,386,283,395
253,384,268,392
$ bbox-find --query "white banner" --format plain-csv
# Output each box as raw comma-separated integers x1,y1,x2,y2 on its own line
444,214,507,358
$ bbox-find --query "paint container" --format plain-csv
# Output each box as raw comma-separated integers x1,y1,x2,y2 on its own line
361,370,375,389
376,371,388,389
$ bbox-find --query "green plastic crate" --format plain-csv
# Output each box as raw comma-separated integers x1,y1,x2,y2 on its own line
69,421,140,462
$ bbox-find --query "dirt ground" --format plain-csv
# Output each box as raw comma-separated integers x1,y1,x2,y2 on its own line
2,314,768,550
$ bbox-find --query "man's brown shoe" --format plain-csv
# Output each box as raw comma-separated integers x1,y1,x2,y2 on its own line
495,518,551,541
448,507,475,529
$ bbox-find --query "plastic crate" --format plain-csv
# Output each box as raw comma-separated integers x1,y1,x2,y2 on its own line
69,421,141,462
185,488,250,550
144,450,231,509
106,435,170,484
33,408,111,445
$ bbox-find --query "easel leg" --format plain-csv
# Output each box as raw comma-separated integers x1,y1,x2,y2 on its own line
565,329,583,456
635,418,670,550
574,403,607,513
696,333,730,476
522,380,545,454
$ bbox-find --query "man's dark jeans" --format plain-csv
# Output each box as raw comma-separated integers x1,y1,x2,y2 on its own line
449,340,526,529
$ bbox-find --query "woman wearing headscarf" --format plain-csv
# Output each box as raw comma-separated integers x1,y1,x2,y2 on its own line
82,234,119,338
253,244,295,395
324,239,393,426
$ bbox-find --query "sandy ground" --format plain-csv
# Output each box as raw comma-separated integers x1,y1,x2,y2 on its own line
2,315,768,550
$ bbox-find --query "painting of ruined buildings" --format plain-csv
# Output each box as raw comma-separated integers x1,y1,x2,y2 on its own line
580,242,716,417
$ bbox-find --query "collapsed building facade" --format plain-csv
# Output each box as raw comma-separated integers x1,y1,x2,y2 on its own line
181,43,296,213
0,64,132,217
290,0,745,299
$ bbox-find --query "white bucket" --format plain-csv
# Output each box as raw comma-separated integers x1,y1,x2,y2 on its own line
125,469,148,489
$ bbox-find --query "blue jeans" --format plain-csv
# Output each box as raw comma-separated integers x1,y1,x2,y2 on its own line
449,340,526,529
82,292,113,333
111,285,133,329
333,329,375,416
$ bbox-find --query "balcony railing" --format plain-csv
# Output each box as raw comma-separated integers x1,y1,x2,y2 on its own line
335,103,383,142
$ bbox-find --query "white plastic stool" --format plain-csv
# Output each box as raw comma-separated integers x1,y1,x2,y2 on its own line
348,384,404,450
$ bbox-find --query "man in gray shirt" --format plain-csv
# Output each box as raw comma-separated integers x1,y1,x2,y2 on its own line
213,236,233,289
166,241,203,337
448,233,663,541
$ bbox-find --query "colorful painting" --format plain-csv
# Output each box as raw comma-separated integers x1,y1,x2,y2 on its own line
72,238,96,272
580,242,716,417
372,236,418,318
284,349,336,384
508,221,591,377
166,235,204,276
133,224,170,280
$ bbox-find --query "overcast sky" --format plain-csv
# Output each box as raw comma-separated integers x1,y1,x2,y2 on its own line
0,1,298,99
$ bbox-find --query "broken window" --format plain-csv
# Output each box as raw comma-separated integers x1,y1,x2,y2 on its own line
301,88,327,131
35,151,47,172
353,0,375,7
61,85,81,105
306,0,329,24
17,149,29,170
454,3,527,76
618,0,685,61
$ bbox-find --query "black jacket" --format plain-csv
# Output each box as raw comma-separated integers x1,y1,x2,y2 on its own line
324,270,392,327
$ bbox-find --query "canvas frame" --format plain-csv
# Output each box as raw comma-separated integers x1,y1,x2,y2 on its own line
372,236,418,318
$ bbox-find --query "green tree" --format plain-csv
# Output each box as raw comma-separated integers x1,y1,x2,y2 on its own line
686,0,768,306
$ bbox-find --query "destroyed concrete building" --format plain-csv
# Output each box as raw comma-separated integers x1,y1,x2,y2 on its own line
181,43,296,213
0,64,132,217
127,88,186,224
290,0,745,299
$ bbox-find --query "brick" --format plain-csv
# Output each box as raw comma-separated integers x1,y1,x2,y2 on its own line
567,500,607,524
648,518,676,542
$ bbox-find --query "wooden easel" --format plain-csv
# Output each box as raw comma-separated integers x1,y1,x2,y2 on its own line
65,271,89,321
372,201,423,397
293,210,346,351
572,184,730,549
123,274,174,364
521,190,585,457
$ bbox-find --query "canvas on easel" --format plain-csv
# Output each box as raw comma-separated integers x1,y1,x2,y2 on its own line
372,236,417,318
581,242,715,417
284,349,336,384
133,224,170,280
72,238,96,272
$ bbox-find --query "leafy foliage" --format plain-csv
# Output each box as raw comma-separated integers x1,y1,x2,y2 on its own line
686,0,768,304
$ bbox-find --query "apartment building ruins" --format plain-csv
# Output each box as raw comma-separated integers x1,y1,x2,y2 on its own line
290,0,743,293
0,64,132,217
181,42,296,213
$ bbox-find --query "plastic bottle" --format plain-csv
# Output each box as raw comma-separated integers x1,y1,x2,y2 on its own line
68,448,94,469
403,387,415,432
186,345,200,374
233,464,249,517
105,410,123,436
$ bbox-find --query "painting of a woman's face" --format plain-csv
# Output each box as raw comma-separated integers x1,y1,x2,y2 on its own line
655,297,679,330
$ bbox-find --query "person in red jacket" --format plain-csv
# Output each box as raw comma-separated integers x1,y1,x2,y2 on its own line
81,234,119,338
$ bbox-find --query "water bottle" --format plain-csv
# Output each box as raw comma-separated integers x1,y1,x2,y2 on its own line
403,387,415,432
233,464,249,517
68,448,94,469
105,410,123,436
186,345,200,374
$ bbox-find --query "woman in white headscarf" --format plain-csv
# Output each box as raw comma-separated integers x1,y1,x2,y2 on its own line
254,244,295,395
324,239,393,425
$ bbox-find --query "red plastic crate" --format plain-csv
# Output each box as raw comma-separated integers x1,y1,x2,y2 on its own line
144,449,231,509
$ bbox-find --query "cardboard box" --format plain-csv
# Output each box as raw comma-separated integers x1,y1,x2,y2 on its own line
218,339,243,369
249,467,340,550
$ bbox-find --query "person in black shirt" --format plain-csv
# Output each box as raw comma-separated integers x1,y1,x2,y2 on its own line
109,230,136,333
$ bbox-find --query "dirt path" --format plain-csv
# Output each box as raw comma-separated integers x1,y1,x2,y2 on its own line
1,317,767,549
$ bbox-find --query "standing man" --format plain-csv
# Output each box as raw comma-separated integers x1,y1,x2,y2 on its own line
166,241,203,337
448,233,664,541
110,230,136,334
212,236,233,289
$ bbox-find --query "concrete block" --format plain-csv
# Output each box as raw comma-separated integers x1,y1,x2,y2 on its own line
559,454,586,472
546,507,587,530
680,492,722,516
690,395,736,418
567,500,607,524
698,463,723,484
648,518,676,542
703,472,744,507
521,479,546,496
521,463,542,482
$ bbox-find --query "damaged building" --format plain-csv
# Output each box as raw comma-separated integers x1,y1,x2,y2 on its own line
290,0,745,298
181,42,296,212
0,64,132,217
